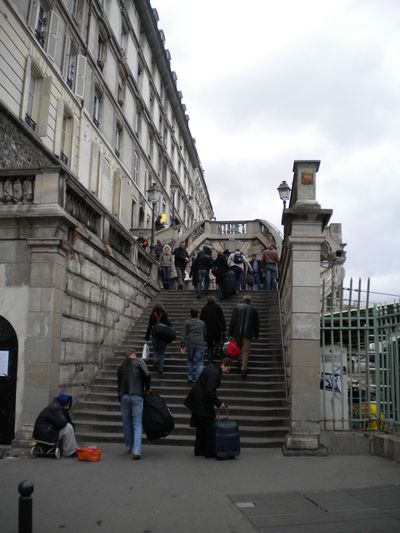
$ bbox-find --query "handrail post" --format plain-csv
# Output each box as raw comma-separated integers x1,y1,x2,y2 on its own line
18,481,34,533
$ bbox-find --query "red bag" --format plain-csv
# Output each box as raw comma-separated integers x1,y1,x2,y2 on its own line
76,447,101,462
226,339,241,357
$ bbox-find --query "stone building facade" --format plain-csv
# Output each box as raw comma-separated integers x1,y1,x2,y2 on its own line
0,0,213,445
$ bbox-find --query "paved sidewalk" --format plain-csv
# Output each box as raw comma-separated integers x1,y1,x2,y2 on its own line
1,444,400,533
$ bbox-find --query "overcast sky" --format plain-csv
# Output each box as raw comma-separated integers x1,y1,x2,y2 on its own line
154,0,400,303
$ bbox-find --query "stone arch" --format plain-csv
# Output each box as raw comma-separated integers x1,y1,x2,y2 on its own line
0,317,18,444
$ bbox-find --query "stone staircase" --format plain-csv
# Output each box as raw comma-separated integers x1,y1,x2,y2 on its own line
74,290,289,448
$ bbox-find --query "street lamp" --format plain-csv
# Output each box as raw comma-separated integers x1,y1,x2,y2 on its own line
147,182,162,246
170,181,178,226
277,180,291,209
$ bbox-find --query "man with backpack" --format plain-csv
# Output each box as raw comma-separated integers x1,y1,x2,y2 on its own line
227,249,252,293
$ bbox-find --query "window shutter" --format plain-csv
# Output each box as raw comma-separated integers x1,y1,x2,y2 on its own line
29,0,39,30
53,98,64,156
47,11,59,61
112,171,122,217
75,54,87,99
90,142,100,195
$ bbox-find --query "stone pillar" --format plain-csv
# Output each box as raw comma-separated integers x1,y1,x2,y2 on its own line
13,237,68,444
281,161,332,454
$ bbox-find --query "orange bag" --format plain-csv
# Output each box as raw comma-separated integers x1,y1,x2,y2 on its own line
76,447,101,462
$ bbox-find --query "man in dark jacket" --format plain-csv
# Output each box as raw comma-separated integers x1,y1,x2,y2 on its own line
228,295,259,378
200,296,226,362
172,241,190,289
193,246,214,298
117,350,151,459
184,358,231,458
32,393,77,457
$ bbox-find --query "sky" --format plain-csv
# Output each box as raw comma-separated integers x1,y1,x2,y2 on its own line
153,0,400,304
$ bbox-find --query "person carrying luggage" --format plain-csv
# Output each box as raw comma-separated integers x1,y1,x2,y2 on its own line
228,295,259,379
32,393,77,457
184,358,232,458
117,350,151,460
145,303,172,373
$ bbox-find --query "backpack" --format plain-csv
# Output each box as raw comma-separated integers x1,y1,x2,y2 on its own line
233,252,243,264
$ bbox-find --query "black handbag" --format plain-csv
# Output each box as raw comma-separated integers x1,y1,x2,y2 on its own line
152,322,176,343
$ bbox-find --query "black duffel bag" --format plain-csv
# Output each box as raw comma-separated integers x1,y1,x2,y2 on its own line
143,392,175,441
151,322,176,343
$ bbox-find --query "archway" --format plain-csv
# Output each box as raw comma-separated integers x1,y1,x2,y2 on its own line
0,317,18,444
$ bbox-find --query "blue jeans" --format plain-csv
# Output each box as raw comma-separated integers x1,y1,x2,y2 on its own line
151,336,167,370
264,265,277,290
196,269,209,295
121,394,144,456
161,266,171,289
187,344,204,380
253,272,261,290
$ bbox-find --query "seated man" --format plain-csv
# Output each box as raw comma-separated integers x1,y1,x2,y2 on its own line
32,393,77,457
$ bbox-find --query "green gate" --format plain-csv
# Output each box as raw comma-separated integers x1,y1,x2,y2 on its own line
321,279,400,435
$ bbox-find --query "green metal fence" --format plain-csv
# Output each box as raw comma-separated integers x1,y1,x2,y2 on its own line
321,279,400,435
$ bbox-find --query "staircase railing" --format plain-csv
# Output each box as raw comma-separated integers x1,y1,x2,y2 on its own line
276,267,289,401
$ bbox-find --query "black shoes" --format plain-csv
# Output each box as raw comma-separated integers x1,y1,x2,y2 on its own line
241,369,248,379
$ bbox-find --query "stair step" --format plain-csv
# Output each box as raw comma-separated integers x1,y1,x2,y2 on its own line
73,288,289,448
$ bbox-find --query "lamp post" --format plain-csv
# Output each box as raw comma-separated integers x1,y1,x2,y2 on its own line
170,181,178,226
277,180,291,209
147,182,162,247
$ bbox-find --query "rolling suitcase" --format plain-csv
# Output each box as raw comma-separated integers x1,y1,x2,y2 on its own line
222,270,236,296
214,406,240,459
143,392,175,441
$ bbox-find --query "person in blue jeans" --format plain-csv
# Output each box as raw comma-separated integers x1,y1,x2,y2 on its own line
117,350,151,460
181,308,206,383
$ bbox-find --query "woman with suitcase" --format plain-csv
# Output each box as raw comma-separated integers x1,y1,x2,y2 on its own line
184,358,231,458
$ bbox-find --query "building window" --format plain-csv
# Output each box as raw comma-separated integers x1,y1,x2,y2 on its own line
134,106,142,138
25,63,43,131
93,85,102,128
132,151,139,183
130,198,137,230
117,69,125,107
63,37,78,90
97,30,107,70
147,134,154,161
149,89,155,117
60,107,73,166
30,1,50,48
115,122,122,158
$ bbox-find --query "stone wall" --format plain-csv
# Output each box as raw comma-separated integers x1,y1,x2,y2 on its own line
61,228,158,398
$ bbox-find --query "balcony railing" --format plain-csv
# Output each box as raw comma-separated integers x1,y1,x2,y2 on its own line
0,175,35,204
65,186,100,235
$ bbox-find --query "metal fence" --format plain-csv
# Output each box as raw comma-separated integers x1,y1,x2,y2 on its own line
320,279,400,435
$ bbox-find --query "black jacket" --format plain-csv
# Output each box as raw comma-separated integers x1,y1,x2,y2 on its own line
172,246,189,268
145,309,171,341
200,302,226,342
184,364,222,419
229,302,259,339
117,357,151,401
213,254,229,284
193,251,213,272
32,398,73,443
